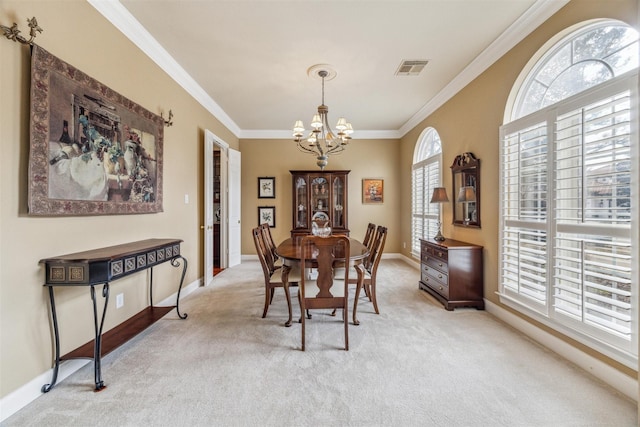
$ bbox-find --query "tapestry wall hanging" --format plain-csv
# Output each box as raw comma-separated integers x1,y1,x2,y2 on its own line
28,45,164,215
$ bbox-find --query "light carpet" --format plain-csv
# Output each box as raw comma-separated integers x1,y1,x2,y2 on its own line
3,259,636,426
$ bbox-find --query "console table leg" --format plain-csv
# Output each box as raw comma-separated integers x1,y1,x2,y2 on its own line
171,256,188,319
149,267,154,307
91,284,109,391
41,286,60,393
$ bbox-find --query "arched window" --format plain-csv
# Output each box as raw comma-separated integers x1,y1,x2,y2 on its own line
511,20,638,120
411,127,442,257
499,20,638,366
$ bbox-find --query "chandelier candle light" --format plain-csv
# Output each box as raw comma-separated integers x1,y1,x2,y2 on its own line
293,65,353,170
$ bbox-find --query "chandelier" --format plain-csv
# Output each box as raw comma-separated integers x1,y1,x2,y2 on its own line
293,65,353,170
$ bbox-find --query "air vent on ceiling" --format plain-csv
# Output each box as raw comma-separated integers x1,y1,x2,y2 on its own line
395,60,429,76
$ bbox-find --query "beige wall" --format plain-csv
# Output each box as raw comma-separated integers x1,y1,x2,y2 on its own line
239,138,401,254
0,1,237,398
400,0,638,377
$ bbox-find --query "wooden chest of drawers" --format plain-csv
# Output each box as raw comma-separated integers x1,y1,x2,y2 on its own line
419,238,484,310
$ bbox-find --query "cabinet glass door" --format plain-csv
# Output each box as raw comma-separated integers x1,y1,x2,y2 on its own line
295,177,307,229
311,176,329,220
333,176,344,228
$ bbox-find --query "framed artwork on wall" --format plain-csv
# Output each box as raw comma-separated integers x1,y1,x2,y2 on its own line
258,177,275,199
258,206,276,227
362,178,384,204
28,45,164,215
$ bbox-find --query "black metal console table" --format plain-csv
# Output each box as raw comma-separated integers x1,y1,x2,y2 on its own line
40,238,188,392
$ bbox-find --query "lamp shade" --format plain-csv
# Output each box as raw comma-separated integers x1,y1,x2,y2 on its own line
430,187,449,203
457,186,476,202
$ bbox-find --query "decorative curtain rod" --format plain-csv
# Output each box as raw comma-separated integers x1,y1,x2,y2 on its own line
1,17,42,45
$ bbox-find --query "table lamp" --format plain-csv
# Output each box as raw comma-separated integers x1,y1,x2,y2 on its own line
430,187,449,241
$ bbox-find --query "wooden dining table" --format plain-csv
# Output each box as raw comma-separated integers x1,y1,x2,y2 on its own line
275,237,370,327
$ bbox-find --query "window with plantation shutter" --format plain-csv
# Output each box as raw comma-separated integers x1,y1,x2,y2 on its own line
412,128,442,258
499,21,638,367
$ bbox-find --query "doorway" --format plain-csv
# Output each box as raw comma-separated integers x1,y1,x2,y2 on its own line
204,130,241,287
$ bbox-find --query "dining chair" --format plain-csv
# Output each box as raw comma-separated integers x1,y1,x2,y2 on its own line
298,235,351,351
359,225,387,314
252,227,300,321
333,225,387,315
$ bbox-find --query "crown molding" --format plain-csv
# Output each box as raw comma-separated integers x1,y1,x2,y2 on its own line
398,0,570,137
238,129,401,140
90,0,568,140
88,0,241,137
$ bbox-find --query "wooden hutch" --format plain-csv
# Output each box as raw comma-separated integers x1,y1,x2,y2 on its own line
290,170,350,238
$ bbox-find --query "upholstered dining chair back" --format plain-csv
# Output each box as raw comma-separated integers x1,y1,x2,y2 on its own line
298,235,351,351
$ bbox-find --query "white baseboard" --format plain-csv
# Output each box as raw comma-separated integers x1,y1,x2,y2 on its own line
485,299,638,402
0,359,89,422
0,277,202,423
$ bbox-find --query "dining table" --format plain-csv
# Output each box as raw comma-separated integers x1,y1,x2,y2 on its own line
275,236,370,327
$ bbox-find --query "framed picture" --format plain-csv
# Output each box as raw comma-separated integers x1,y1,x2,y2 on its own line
28,45,164,215
258,177,275,199
362,178,384,204
258,206,276,227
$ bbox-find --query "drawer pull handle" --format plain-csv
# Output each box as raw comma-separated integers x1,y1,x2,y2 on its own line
439,286,443,291
438,251,443,257
425,277,429,282
438,274,442,279
438,263,443,267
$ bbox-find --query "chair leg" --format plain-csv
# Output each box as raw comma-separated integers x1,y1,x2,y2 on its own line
369,279,380,314
300,297,306,352
262,286,271,318
344,303,349,351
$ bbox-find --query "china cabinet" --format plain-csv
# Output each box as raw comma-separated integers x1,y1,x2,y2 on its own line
290,170,350,237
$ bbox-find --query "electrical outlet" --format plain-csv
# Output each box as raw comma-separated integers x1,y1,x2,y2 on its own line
116,293,124,309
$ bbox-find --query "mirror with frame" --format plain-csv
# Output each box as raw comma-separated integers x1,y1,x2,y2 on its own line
451,152,480,228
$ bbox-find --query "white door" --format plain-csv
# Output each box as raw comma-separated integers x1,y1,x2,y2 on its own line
228,148,241,267
203,130,231,284
204,136,215,286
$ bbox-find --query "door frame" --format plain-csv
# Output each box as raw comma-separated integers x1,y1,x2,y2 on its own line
204,129,229,286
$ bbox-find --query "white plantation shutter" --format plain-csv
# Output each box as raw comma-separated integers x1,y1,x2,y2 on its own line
412,128,442,257
501,119,549,310
553,85,633,342
500,73,637,360
411,157,440,257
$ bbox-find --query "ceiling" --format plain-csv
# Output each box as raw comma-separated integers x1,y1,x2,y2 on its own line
92,0,569,139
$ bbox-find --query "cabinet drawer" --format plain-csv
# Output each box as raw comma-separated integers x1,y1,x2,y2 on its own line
424,278,449,299
425,256,448,274
423,243,448,262
426,268,448,286
429,246,448,262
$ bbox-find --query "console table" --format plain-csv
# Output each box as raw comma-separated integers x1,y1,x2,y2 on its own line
40,238,188,392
